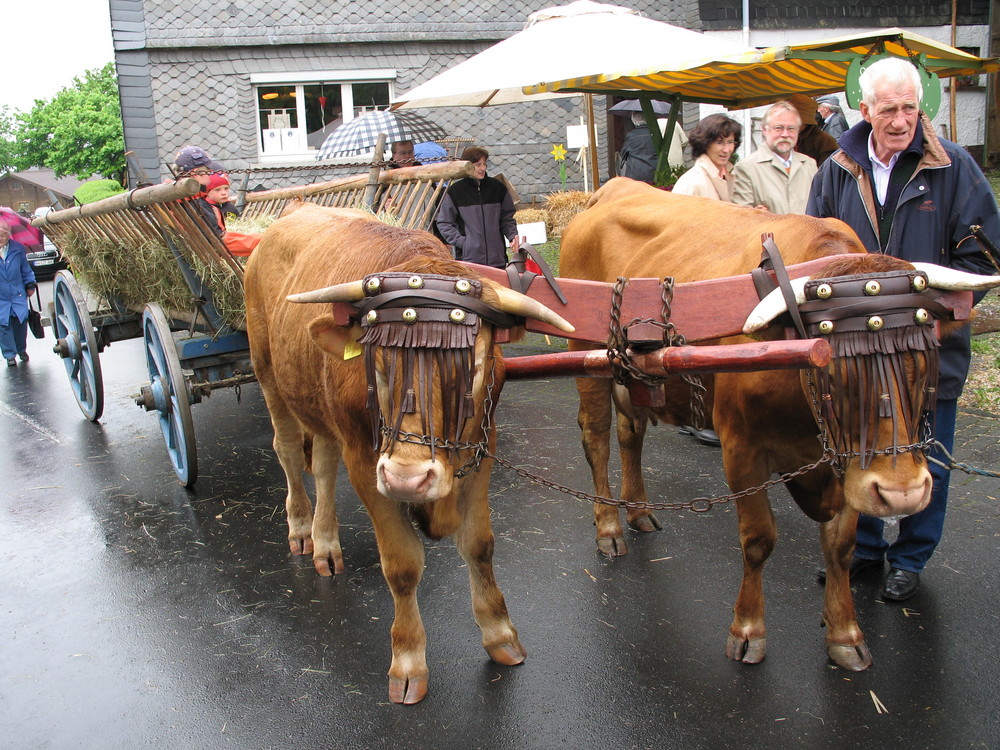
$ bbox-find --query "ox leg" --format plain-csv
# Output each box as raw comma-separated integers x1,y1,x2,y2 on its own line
357,489,430,704
617,409,661,535
575,376,626,556
310,433,344,576
720,423,776,668
266,398,314,557
820,509,872,671
456,461,526,668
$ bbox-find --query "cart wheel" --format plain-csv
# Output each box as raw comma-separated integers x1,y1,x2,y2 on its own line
51,270,104,421
141,303,198,487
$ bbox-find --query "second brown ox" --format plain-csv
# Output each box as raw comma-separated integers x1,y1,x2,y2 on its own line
244,203,572,704
560,178,998,670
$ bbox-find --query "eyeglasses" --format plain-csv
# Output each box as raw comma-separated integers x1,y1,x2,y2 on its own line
712,139,737,147
765,125,799,134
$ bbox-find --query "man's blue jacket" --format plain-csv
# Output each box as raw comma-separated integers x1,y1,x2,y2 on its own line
807,113,1000,399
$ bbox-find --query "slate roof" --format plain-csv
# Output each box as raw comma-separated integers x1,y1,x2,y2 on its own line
4,168,96,199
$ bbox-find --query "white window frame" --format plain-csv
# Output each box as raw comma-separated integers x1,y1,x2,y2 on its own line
251,70,397,163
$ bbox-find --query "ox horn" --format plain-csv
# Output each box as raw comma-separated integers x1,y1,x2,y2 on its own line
742,278,809,334
486,283,575,333
911,262,1000,290
286,280,366,304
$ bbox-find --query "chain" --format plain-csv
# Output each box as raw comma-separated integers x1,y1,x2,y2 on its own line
607,276,708,430
489,451,835,513
180,155,457,179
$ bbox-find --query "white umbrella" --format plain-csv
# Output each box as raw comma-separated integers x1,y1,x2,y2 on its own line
392,1,754,110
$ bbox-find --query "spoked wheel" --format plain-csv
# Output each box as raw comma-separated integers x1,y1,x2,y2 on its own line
138,303,198,487
51,270,104,421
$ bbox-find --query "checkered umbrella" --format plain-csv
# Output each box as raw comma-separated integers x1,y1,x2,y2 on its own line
315,110,448,160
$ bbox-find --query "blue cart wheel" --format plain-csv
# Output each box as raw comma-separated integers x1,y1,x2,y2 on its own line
141,303,198,487
52,270,104,421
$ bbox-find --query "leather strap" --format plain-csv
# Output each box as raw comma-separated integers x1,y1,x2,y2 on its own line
755,233,807,338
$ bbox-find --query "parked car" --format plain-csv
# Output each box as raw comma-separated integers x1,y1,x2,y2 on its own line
27,207,67,279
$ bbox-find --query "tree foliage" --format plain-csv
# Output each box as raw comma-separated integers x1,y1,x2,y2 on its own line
4,63,125,182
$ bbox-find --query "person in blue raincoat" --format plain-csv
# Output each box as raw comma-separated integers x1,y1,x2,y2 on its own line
0,218,37,367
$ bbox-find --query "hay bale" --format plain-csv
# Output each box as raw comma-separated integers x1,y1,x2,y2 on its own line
514,208,548,225
544,191,591,237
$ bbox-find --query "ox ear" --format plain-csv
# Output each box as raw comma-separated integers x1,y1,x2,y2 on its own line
309,315,362,360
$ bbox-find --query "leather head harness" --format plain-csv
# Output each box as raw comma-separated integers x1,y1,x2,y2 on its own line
797,268,947,471
354,272,516,462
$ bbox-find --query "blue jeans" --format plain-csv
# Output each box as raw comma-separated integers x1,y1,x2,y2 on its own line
0,314,28,360
854,398,957,574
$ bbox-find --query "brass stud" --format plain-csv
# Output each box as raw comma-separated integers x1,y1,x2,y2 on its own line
455,279,472,294
867,315,884,331
818,320,835,334
407,276,424,289
365,277,381,294
864,280,882,296
914,308,930,325
912,275,927,292
402,308,418,324
365,310,378,324
449,308,467,323
815,283,834,299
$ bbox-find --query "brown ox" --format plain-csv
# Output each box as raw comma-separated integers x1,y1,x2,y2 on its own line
561,178,995,671
244,203,572,703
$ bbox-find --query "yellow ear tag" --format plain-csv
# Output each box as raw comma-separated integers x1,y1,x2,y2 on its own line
343,339,363,360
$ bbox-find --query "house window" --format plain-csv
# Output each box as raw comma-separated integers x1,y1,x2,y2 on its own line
252,71,395,160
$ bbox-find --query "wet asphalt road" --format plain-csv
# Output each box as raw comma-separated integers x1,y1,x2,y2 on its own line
1,288,998,749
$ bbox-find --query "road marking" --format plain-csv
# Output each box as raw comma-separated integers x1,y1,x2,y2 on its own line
0,400,69,444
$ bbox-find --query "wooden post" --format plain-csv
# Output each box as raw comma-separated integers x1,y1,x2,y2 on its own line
585,94,600,189
363,133,388,210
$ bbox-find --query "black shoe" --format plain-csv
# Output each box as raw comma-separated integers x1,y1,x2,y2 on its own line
6,358,15,367
17,352,28,362
816,555,883,583
679,425,721,447
882,568,920,601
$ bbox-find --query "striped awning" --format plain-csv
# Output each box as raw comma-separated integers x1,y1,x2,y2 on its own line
524,28,1000,109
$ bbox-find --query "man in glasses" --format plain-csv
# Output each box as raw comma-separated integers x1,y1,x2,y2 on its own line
732,100,818,215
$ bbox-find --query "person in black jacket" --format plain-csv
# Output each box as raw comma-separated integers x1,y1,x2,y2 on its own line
435,146,517,267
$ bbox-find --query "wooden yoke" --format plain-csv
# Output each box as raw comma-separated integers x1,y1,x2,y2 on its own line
470,260,974,344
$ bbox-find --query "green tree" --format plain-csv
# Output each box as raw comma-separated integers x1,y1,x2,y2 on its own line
14,63,125,183
0,106,18,175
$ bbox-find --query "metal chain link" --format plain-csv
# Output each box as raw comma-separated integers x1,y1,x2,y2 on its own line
179,155,457,178
607,276,708,431
489,451,835,513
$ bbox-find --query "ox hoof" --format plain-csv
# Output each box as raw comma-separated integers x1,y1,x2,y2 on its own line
487,641,527,666
628,514,662,533
597,536,628,557
289,536,314,556
388,674,428,705
313,553,344,577
726,634,767,664
827,641,873,671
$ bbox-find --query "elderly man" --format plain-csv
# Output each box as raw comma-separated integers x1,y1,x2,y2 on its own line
807,57,1000,601
816,94,849,139
732,101,817,214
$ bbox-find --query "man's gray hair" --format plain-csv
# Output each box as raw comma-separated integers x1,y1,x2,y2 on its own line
859,57,923,108
762,100,801,127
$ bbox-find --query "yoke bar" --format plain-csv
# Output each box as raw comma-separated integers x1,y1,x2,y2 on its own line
503,338,832,381
472,259,973,344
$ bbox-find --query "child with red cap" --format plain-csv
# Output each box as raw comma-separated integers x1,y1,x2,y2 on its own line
197,174,260,257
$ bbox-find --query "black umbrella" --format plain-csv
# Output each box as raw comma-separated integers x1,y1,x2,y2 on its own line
609,99,674,117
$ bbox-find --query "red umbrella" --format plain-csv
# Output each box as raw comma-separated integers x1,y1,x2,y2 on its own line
0,207,42,251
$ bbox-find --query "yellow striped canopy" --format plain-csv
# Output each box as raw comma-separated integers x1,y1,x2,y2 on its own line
524,28,999,109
